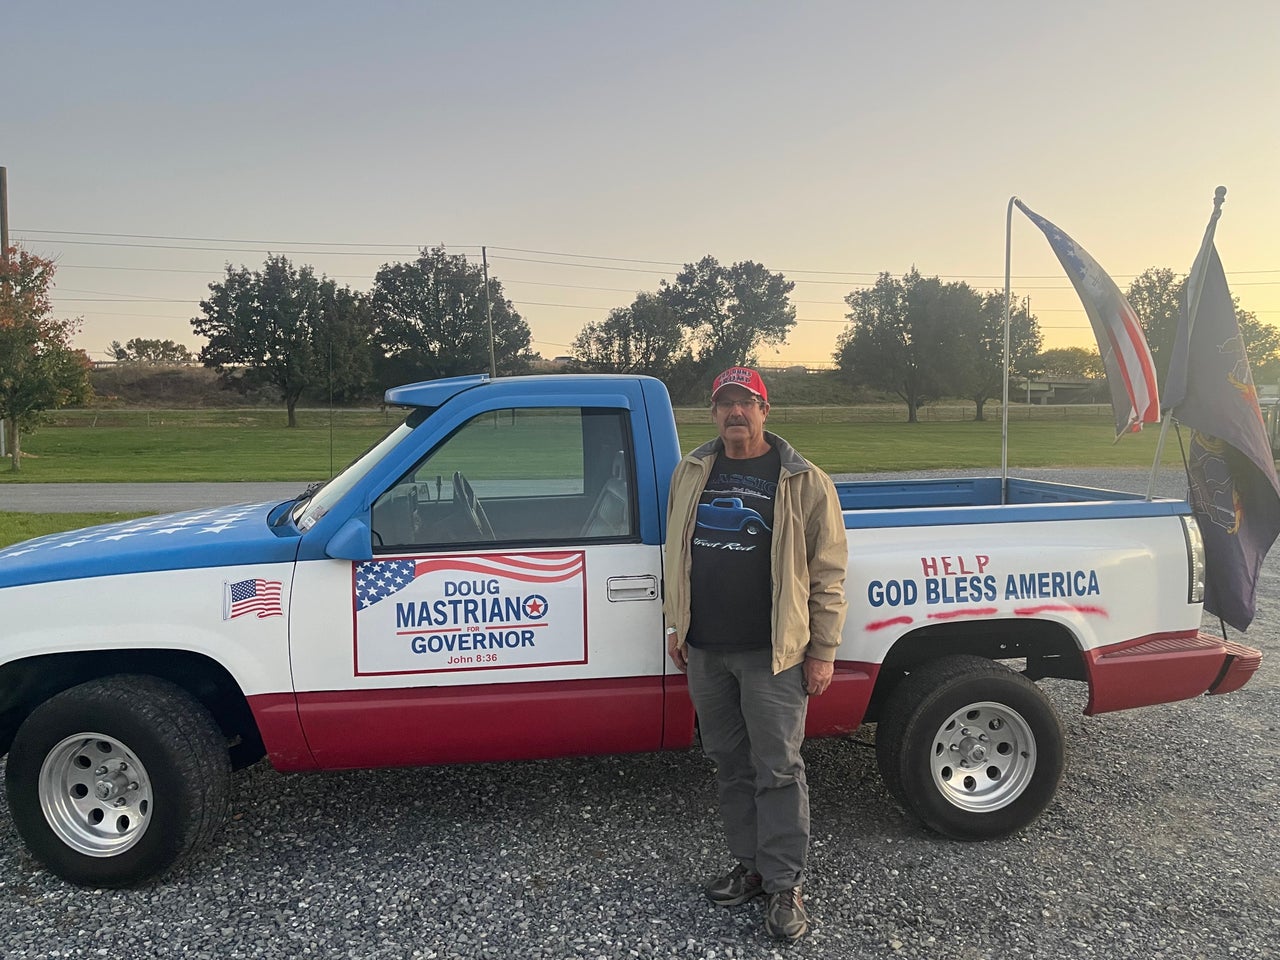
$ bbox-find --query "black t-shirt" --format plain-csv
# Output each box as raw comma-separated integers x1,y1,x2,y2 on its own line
686,446,781,651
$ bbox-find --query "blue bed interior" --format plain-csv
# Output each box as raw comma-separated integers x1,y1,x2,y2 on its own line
836,477,1187,528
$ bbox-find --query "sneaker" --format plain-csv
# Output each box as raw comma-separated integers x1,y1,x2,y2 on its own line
764,886,809,941
705,863,764,906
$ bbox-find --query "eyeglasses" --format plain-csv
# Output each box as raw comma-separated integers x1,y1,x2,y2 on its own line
713,398,764,412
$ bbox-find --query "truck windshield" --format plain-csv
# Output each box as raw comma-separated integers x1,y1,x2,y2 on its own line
292,407,433,530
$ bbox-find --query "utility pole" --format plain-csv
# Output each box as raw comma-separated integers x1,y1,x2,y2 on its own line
481,246,496,379
1,166,9,255
1025,295,1032,406
1,166,9,460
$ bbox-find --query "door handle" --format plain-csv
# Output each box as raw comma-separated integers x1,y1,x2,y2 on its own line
607,575,658,602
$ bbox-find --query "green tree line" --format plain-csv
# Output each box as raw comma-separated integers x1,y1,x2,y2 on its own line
4,243,1278,467
183,250,1280,420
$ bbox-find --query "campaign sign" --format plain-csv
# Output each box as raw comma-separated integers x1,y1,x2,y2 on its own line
353,551,587,676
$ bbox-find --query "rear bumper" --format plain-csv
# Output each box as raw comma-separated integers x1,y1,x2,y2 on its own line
1208,639,1263,696
1083,631,1263,715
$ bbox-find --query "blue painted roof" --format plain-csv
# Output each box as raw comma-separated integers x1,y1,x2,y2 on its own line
383,373,665,409
384,374,490,408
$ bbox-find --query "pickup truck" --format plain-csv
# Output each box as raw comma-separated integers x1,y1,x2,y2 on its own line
0,373,1262,887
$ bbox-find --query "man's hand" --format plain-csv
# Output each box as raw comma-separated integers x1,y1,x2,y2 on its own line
667,632,688,672
803,657,834,696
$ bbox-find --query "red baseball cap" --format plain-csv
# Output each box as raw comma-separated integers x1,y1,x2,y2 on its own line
711,366,768,404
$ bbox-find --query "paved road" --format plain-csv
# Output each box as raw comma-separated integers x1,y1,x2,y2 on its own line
0,482,307,513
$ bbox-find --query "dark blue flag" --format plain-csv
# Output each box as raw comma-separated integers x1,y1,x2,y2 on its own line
1164,242,1280,631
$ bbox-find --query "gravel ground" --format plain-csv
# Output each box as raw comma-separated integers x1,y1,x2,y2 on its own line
1,468,1277,959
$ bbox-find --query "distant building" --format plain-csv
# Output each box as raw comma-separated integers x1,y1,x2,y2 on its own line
1016,376,1107,405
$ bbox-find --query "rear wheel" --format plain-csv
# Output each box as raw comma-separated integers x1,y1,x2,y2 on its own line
875,655,1064,839
6,675,231,887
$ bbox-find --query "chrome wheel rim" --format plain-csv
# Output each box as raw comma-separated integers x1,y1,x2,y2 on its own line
930,701,1036,812
38,733,153,857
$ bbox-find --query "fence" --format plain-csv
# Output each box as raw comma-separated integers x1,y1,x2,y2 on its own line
672,403,1116,426
42,403,1116,430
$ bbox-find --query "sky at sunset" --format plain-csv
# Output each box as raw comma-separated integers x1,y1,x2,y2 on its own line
5,1,1277,371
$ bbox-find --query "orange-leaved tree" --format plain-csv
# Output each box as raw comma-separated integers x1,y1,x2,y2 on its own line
0,246,92,471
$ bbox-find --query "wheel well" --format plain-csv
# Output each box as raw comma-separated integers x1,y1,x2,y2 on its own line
863,619,1085,723
0,650,265,769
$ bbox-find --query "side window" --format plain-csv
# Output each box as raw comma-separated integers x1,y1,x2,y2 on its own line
370,407,635,551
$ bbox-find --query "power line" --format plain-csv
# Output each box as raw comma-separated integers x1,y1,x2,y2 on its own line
59,287,195,301
22,228,1280,279
21,228,479,250
16,237,425,257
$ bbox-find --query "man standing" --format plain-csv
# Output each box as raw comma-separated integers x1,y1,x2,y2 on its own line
663,366,848,941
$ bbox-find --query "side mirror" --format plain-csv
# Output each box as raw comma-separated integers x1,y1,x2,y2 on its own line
325,517,373,562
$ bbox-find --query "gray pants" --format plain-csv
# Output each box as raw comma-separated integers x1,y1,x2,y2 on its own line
686,645,809,893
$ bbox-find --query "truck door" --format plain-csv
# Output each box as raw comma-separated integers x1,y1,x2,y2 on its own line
289,404,665,769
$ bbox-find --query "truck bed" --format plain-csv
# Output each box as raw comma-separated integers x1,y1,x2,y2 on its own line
836,476,1188,528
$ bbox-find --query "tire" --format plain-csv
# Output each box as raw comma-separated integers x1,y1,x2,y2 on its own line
875,655,1064,840
6,675,231,887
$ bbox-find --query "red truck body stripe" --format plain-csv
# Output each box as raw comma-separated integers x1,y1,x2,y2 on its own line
251,630,1261,769
660,662,879,746
251,662,882,771
247,693,317,772
1083,630,1262,715
284,677,665,770
805,662,879,736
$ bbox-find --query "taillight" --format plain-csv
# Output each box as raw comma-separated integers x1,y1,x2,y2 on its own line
1181,514,1205,604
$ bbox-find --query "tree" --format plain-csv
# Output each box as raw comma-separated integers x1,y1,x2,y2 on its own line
191,255,371,426
955,292,1043,421
1236,306,1280,386
369,247,534,387
834,270,975,422
659,256,795,376
1126,265,1280,389
571,291,686,376
108,337,195,363
0,247,93,471
1037,346,1104,379
320,285,375,404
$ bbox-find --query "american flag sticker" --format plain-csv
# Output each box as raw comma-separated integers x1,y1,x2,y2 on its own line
224,578,284,620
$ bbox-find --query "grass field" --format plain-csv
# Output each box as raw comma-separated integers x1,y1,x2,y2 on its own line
0,511,153,548
0,404,1186,483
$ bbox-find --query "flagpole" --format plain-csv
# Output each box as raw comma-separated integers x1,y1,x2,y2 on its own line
1146,186,1227,499
1001,196,1016,504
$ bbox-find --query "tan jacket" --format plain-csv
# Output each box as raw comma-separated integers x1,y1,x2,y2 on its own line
662,431,849,674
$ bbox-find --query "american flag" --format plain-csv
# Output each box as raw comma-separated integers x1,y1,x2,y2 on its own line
355,553,585,611
225,578,283,619
355,559,419,610
1016,200,1159,439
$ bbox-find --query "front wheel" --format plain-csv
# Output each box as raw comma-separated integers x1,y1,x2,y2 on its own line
6,675,231,887
875,655,1064,839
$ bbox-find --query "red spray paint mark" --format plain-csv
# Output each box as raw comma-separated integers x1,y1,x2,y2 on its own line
927,607,999,620
1015,604,1109,618
865,616,914,631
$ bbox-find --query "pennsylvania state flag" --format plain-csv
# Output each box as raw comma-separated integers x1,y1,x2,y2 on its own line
1164,240,1280,631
